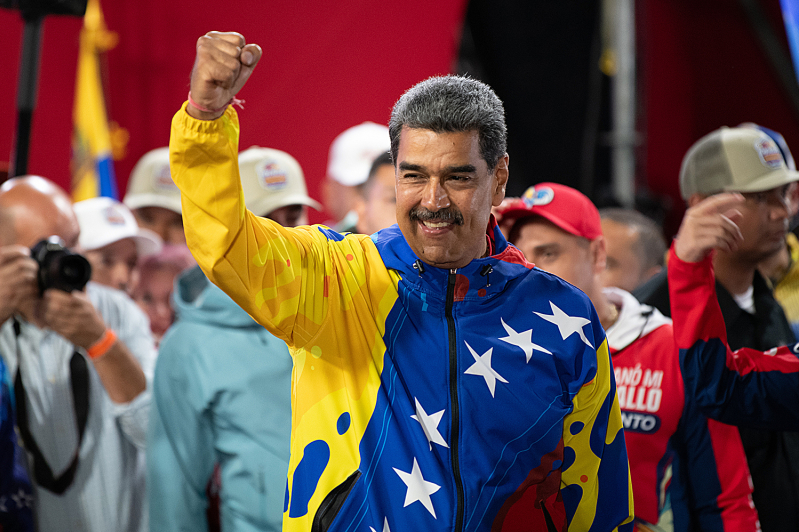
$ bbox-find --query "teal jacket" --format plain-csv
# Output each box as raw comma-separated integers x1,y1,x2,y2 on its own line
148,266,293,531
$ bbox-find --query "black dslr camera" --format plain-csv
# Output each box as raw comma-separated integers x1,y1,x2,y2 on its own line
31,237,92,294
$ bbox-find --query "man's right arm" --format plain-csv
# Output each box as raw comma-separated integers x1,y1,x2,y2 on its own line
170,32,333,347
669,193,799,430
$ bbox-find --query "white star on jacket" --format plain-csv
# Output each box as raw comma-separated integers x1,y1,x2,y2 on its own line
370,517,391,532
393,458,441,518
464,341,509,397
534,301,593,348
10,489,32,509
411,398,449,450
498,318,552,362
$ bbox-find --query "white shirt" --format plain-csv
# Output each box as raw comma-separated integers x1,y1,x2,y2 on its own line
0,282,156,532
732,285,756,314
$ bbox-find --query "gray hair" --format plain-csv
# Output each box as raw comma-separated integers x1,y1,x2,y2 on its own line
599,208,667,269
389,75,507,169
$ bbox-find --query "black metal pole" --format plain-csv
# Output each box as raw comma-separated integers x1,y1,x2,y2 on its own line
10,15,45,179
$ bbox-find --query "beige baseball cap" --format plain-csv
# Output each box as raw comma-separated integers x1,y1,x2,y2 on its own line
74,197,162,256
680,126,799,200
123,147,182,214
327,122,390,186
239,147,322,217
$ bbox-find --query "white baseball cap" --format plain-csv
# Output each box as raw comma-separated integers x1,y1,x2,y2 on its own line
123,147,182,214
326,122,391,186
74,197,162,256
239,146,322,217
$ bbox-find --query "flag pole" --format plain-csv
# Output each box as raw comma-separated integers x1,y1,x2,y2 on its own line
10,14,44,178
5,0,89,181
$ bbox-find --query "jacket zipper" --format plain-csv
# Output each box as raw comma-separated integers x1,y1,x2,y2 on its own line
446,269,465,532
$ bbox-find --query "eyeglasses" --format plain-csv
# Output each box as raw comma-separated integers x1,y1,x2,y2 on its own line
740,185,792,208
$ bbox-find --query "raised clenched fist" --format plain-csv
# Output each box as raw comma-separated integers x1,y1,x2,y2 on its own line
188,31,262,120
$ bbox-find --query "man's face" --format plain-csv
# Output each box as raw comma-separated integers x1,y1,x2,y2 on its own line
133,206,185,245
356,163,397,235
512,217,597,293
267,205,308,228
83,238,139,292
600,219,649,292
395,127,507,269
728,184,792,263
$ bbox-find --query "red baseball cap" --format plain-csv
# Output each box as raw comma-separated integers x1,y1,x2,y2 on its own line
498,183,602,240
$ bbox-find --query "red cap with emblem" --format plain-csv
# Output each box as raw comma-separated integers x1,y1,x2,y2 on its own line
498,183,602,240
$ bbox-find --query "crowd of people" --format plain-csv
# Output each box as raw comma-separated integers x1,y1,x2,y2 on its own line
2,29,799,532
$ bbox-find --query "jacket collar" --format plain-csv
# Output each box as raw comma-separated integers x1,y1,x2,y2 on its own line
374,215,533,299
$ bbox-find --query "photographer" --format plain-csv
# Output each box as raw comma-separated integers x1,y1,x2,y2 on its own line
0,176,156,532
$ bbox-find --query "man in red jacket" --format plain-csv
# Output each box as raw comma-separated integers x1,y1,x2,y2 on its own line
500,183,759,532
669,192,799,430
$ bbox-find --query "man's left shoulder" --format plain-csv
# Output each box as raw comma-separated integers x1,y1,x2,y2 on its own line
524,267,598,312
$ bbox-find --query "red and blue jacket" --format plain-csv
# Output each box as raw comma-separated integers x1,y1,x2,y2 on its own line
169,103,635,532
669,246,799,430
605,288,757,531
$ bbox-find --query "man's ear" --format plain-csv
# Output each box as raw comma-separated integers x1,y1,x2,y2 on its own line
591,235,607,274
492,153,509,207
687,193,709,208
353,196,367,232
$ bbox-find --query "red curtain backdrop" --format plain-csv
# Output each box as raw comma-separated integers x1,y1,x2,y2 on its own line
641,0,799,235
3,0,799,231
0,0,467,223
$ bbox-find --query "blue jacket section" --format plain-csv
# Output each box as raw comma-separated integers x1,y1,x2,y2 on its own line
306,224,633,531
0,356,34,531
148,266,292,532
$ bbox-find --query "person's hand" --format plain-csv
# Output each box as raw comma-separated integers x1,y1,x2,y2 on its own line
0,246,38,324
674,193,745,262
41,289,106,349
188,31,262,120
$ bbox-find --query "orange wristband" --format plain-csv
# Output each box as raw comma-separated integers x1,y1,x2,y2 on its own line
87,329,117,360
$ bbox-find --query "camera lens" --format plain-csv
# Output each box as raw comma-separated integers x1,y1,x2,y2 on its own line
31,237,92,293
59,255,91,288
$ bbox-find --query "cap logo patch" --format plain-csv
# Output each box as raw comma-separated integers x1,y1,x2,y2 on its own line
152,164,178,192
103,206,126,226
257,160,288,191
522,186,555,208
755,138,783,169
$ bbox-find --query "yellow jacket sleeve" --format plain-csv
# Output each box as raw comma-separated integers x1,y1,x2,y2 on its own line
169,103,371,348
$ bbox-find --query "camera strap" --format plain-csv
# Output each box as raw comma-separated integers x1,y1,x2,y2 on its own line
12,318,90,495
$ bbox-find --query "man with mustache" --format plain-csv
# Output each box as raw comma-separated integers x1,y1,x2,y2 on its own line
168,31,634,532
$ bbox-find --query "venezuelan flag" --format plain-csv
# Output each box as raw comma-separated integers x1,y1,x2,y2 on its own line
71,0,118,201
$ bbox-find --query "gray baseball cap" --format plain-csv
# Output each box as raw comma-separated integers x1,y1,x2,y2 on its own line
679,126,799,200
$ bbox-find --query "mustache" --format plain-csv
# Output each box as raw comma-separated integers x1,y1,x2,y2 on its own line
409,207,464,225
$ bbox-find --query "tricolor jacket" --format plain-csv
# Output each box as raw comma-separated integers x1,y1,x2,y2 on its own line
169,103,634,532
605,288,757,531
